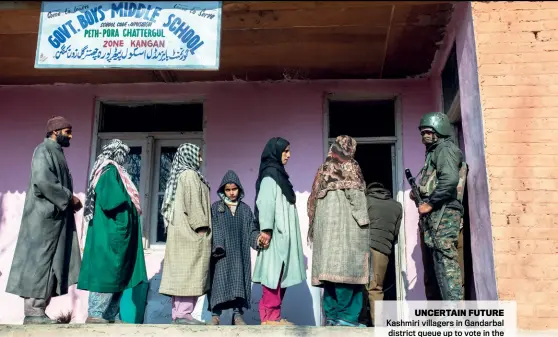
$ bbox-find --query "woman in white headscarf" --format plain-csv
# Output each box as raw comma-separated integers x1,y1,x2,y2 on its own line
159,143,211,325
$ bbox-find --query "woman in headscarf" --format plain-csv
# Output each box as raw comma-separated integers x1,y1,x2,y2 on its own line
159,143,211,325
307,135,370,327
252,137,306,326
78,139,148,324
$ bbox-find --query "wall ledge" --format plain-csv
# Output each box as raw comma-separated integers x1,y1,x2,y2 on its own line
0,324,374,337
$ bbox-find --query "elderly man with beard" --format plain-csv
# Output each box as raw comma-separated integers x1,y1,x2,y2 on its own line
6,116,83,324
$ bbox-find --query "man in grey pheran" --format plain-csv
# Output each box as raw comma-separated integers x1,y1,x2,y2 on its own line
6,116,82,324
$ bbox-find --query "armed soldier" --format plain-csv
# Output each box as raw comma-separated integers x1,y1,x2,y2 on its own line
411,112,467,301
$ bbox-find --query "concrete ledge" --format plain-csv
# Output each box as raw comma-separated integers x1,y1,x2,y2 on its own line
0,325,374,337
0,325,555,337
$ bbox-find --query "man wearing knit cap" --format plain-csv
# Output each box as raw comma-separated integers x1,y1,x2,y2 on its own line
6,116,83,324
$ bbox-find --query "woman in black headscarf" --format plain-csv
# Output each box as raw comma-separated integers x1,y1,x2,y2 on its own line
252,137,306,326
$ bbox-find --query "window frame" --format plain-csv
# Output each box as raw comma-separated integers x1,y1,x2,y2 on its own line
89,98,206,249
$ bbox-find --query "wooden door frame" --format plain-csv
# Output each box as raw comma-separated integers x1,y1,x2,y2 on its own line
322,92,407,319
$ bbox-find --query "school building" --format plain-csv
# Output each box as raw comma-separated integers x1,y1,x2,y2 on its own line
0,1,556,331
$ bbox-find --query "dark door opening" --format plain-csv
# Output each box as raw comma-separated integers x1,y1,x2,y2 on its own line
353,143,397,327
328,98,401,325
354,143,397,302
355,144,393,195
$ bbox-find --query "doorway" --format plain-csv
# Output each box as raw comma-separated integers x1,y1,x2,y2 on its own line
91,101,205,248
326,133,398,302
446,93,475,300
324,96,405,322
353,143,397,302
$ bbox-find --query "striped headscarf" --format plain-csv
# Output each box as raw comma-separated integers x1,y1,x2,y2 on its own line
161,143,209,228
83,139,142,229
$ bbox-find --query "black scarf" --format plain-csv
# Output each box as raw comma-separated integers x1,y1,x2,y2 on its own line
254,137,296,224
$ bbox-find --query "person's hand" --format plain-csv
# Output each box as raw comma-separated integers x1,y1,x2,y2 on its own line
258,238,270,250
196,227,209,236
257,235,265,248
258,231,272,249
212,247,225,259
418,203,433,215
72,196,83,212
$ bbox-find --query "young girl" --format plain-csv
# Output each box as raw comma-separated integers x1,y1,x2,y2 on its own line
208,170,261,325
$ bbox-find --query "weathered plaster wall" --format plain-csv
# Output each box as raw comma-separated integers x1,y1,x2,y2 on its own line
0,79,435,324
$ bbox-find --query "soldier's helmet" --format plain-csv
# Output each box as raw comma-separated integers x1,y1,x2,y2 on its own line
418,112,453,137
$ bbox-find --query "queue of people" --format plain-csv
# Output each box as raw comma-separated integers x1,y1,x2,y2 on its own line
5,112,466,327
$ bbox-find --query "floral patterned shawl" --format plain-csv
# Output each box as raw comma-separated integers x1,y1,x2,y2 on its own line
307,135,366,243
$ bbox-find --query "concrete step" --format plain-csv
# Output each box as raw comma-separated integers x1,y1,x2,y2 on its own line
0,325,554,337
0,325,374,337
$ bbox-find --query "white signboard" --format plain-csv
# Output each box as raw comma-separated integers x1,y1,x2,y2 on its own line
35,1,222,69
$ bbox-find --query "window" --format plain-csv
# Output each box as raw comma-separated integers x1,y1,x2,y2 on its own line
95,101,204,247
99,102,203,133
150,140,202,243
328,100,395,138
441,42,460,115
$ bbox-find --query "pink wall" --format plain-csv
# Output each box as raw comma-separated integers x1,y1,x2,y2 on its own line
0,79,435,323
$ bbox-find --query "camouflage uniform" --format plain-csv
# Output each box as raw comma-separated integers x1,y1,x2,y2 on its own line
417,112,467,301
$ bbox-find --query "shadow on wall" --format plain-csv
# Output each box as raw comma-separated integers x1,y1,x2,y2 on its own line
0,192,5,257
144,259,172,324
0,192,4,279
142,192,320,327
142,258,215,324
0,192,22,283
244,255,316,327
143,256,317,326
246,281,316,326
405,229,424,300
405,221,475,301
0,193,3,230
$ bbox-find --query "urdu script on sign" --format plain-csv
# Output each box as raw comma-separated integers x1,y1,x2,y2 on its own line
47,2,206,55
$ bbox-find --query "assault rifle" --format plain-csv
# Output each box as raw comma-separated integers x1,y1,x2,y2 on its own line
405,168,427,232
